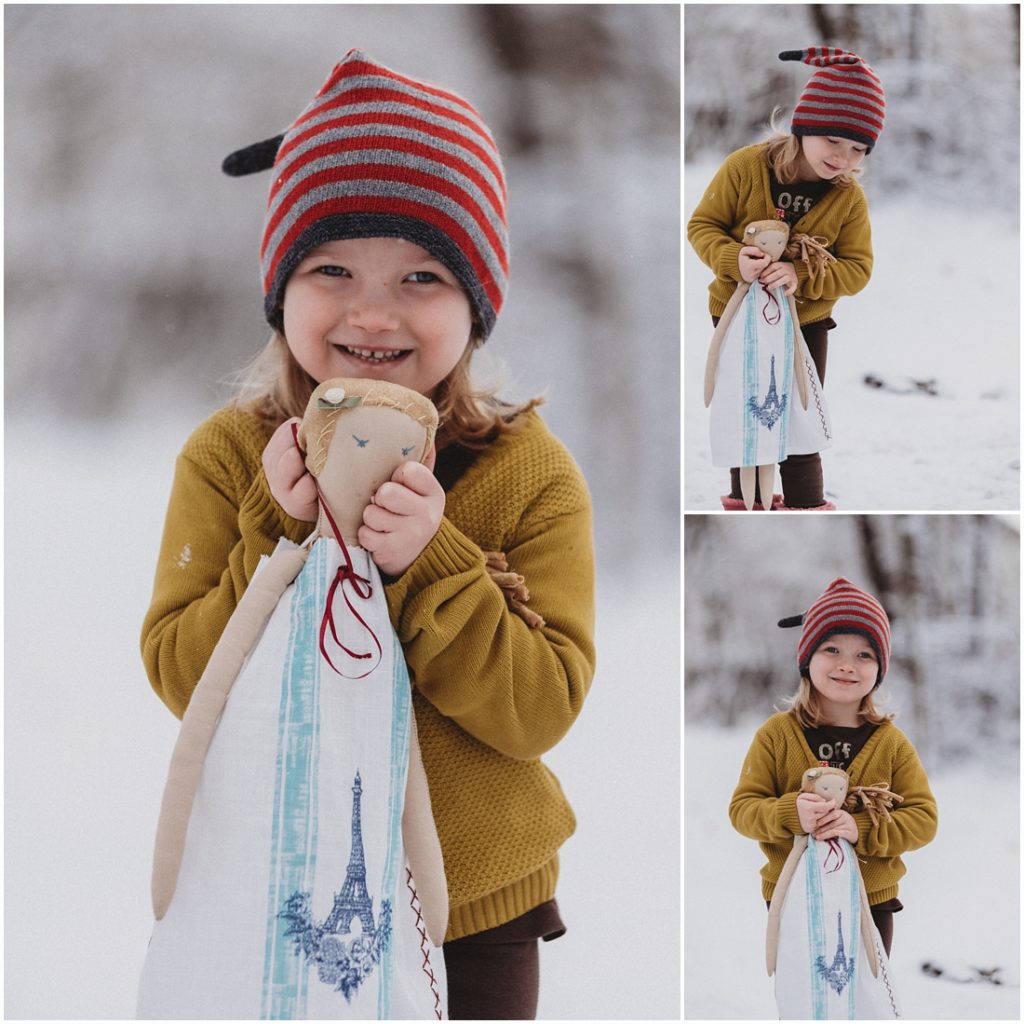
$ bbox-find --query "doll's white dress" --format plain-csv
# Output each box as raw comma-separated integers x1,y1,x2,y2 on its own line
709,280,832,468
137,536,447,1020
773,836,900,1019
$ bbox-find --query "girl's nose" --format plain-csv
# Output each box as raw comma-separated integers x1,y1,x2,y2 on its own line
346,285,400,332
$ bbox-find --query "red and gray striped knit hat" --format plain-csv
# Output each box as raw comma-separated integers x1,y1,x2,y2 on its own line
779,577,892,684
223,49,508,338
779,47,886,151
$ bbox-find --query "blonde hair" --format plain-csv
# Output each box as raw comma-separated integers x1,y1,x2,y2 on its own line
779,675,895,729
762,109,861,190
230,329,541,451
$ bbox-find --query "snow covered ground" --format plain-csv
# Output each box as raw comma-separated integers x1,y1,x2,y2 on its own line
684,160,1020,511
685,721,1020,1020
4,407,680,1020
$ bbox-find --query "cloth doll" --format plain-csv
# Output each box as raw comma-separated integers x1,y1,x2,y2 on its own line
138,379,450,1020
704,219,833,509
767,765,903,1019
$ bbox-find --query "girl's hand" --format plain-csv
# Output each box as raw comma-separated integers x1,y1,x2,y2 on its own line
796,793,833,834
359,449,443,577
262,417,318,522
759,260,798,296
813,807,859,843
738,245,771,283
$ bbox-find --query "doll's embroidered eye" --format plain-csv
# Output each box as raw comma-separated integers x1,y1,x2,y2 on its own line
401,445,415,456
352,435,369,448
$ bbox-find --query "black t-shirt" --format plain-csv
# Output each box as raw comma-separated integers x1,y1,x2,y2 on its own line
802,721,879,771
770,173,833,227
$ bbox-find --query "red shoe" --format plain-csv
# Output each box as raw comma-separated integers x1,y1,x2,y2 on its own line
771,497,838,511
720,493,783,511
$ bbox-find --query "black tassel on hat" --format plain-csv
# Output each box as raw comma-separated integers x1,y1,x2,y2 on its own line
222,134,284,177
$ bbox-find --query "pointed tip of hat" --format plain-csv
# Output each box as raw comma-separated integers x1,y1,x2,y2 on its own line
779,50,804,62
222,134,284,177
778,614,805,629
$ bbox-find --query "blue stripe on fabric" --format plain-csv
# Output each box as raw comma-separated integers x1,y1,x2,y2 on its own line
377,630,413,1019
805,837,828,1019
741,288,759,466
848,841,859,1018
260,539,326,1019
778,292,795,463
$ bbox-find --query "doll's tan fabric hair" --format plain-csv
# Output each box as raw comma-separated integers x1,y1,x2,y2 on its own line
298,378,438,478
743,219,791,244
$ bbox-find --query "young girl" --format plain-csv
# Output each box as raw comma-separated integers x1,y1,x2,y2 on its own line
688,47,884,510
729,578,937,962
140,49,596,1021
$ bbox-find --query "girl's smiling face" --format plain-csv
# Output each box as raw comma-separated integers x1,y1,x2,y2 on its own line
806,632,879,724
281,236,474,399
798,135,868,181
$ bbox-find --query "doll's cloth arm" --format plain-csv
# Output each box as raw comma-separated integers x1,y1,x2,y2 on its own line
140,422,311,719
385,491,595,762
853,742,938,856
792,191,873,302
687,155,747,284
729,729,805,842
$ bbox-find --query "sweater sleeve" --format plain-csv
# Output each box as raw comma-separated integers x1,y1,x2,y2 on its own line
687,150,747,285
384,455,596,762
793,189,873,303
140,412,311,718
729,725,805,842
853,737,938,857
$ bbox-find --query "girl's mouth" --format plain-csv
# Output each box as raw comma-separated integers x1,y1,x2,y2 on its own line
334,344,411,364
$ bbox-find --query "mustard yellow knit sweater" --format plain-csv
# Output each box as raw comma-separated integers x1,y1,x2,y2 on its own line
729,711,937,905
141,404,596,940
688,144,873,326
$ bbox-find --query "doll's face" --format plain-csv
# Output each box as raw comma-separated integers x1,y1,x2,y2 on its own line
282,236,473,400
811,772,848,803
751,230,787,262
314,402,430,542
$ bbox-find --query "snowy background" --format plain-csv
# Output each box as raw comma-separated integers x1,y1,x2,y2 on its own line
4,5,680,1020
683,514,1020,1020
683,4,1020,511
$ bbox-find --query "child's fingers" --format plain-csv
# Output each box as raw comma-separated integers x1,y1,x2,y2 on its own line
390,460,438,496
362,501,403,534
372,479,422,516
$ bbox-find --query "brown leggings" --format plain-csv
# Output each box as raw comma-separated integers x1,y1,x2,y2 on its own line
720,318,833,508
442,901,565,1020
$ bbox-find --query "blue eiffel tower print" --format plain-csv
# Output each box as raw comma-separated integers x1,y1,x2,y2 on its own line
747,355,788,430
277,772,393,1002
815,910,855,996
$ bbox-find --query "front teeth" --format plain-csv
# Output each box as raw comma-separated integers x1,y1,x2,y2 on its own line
344,346,406,362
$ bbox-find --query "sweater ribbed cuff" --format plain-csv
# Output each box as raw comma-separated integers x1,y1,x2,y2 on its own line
385,515,483,608
240,472,315,554
445,856,560,942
